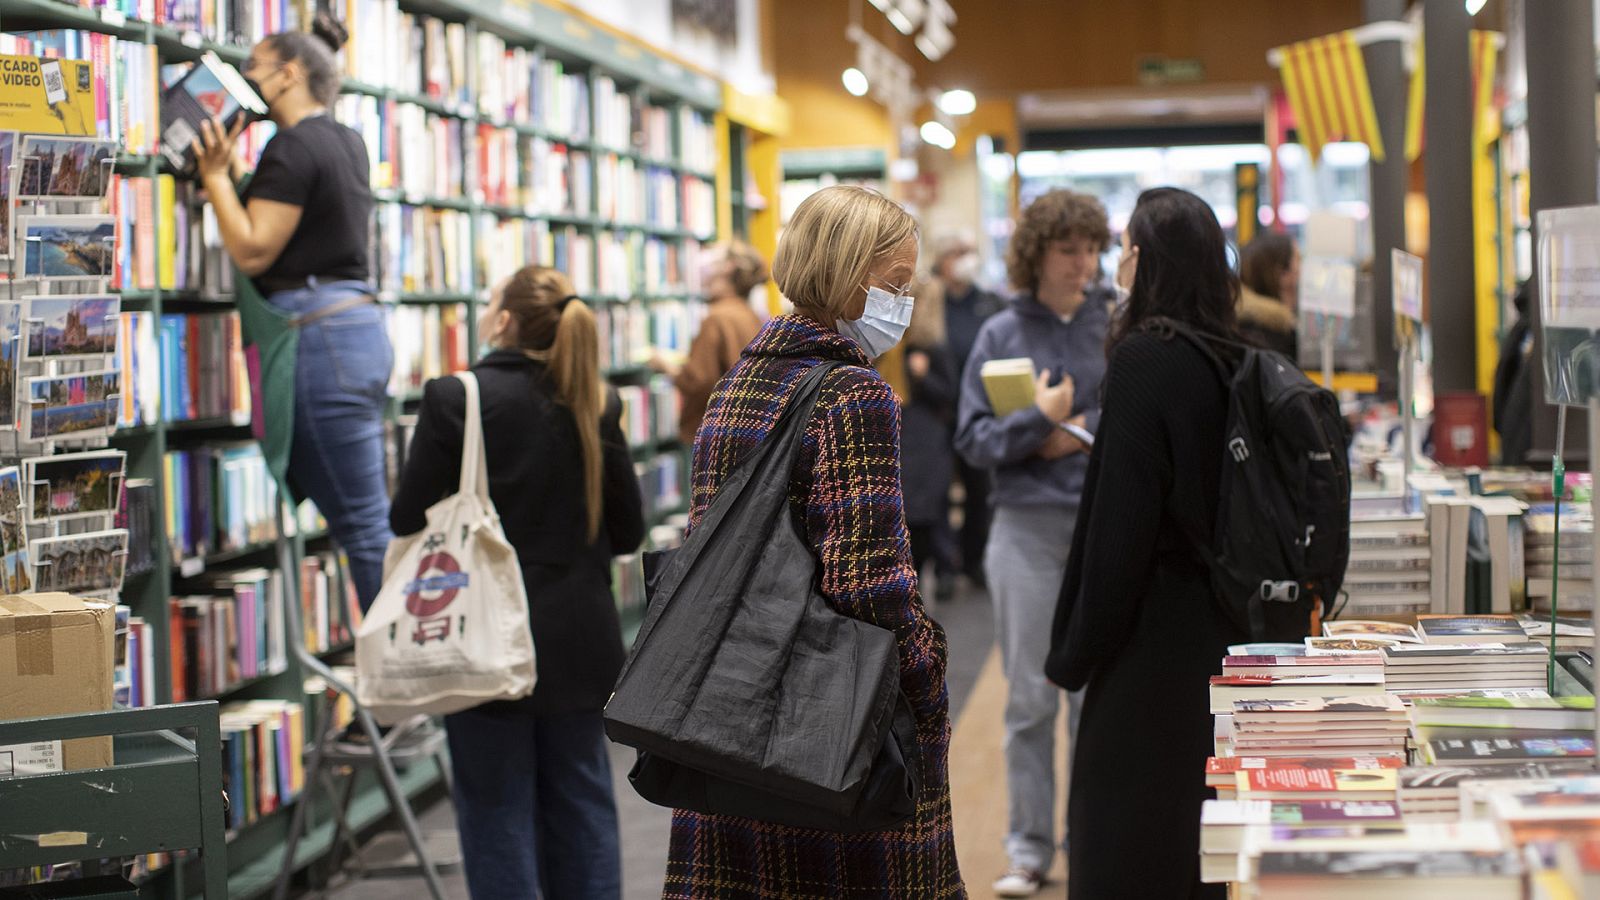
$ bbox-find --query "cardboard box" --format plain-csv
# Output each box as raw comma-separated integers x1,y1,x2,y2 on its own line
0,594,115,774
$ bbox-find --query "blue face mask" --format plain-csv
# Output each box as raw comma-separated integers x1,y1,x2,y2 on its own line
837,286,914,358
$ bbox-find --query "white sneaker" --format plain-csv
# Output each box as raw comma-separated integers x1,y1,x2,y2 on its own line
992,867,1046,897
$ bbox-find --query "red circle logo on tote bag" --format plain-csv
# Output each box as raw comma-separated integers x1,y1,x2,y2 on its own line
404,547,470,618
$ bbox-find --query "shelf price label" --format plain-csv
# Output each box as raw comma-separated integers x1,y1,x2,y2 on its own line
180,31,204,49
99,8,127,28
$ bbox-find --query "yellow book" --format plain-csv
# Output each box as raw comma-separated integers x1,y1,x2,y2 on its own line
0,55,97,135
157,175,176,291
980,357,1037,417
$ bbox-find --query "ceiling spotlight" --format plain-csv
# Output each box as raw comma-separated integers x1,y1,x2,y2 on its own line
886,7,914,33
1464,0,1487,13
938,89,976,116
920,120,956,149
842,67,870,97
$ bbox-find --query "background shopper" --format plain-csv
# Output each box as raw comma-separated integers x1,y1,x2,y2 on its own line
936,234,1005,586
955,189,1110,897
1046,187,1250,899
650,240,768,446
1237,231,1300,358
901,276,961,601
390,266,645,900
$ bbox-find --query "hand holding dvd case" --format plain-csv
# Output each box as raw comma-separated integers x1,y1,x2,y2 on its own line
159,53,268,175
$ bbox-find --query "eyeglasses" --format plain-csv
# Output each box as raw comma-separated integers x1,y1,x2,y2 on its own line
866,273,914,299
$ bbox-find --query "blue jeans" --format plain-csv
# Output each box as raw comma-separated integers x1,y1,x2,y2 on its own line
268,279,394,612
444,706,622,900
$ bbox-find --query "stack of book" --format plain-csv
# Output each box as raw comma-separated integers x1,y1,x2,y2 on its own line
1382,641,1550,694
1343,513,1433,616
1524,502,1593,611
1417,726,1596,767
1518,612,1595,652
1229,695,1410,760
1396,760,1598,822
1200,797,1404,885
1244,820,1520,898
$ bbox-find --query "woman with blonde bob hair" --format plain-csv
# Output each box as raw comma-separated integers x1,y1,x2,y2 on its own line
390,265,645,899
663,185,965,898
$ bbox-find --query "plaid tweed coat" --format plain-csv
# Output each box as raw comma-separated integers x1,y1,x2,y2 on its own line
663,315,965,899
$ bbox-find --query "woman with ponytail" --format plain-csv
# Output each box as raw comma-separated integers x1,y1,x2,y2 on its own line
192,13,395,610
390,266,646,899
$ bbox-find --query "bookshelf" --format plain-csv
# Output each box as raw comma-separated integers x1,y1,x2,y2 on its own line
0,0,729,895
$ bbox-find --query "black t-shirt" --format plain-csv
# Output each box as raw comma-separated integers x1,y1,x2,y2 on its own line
243,114,372,285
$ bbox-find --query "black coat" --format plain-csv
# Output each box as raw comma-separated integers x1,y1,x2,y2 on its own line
1046,331,1245,899
389,350,647,714
900,342,959,526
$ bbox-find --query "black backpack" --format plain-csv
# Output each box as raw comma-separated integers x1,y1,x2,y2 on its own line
1174,326,1352,642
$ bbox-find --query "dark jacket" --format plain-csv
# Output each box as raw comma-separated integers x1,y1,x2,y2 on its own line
1237,286,1298,358
1493,289,1533,465
944,282,1004,380
955,294,1109,510
901,342,959,526
1046,330,1244,899
389,350,646,714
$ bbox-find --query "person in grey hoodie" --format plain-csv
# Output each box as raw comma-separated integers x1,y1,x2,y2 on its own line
956,188,1110,898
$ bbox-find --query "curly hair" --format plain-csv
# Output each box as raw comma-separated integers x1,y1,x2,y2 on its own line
718,240,769,298
1006,189,1111,293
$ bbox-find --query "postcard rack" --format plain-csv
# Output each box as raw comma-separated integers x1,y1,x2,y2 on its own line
0,136,129,602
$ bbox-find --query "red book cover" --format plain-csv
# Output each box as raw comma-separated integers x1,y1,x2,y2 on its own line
1433,391,1490,467
185,316,201,420
133,178,155,289
168,599,187,703
1207,756,1404,775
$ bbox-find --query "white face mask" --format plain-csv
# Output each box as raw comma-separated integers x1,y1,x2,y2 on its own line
837,286,914,358
949,252,980,284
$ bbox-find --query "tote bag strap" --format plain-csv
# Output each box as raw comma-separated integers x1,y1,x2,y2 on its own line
454,370,491,503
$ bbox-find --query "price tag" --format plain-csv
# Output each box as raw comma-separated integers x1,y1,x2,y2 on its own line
0,741,62,779
99,8,127,27
180,31,204,49
1299,256,1356,319
180,557,204,578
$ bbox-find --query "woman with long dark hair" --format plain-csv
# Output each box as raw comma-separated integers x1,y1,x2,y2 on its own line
1045,187,1248,898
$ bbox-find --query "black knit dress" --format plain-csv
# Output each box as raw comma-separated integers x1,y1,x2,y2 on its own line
1045,330,1248,899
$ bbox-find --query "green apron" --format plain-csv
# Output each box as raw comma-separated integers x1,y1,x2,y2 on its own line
235,271,299,497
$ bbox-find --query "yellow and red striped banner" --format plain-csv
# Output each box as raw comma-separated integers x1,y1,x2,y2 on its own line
1276,30,1386,163
1405,29,1501,161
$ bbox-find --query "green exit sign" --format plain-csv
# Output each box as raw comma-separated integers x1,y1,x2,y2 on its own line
1138,56,1206,85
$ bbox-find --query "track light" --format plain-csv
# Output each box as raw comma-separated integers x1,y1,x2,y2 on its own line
842,67,870,97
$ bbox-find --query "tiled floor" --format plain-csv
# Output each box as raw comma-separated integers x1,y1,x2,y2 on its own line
306,577,1000,900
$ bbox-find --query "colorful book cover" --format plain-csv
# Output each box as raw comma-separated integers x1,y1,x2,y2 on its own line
1239,768,1399,795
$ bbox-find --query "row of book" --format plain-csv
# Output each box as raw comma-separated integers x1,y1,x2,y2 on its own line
597,299,705,371
219,699,307,833
472,35,588,137
616,377,681,448
148,0,300,49
473,130,592,215
0,32,160,154
1200,613,1600,895
114,311,249,428
596,233,703,299
387,302,469,396
163,442,276,563
637,451,684,524
337,94,469,201
374,204,474,298
338,0,469,106
613,518,687,622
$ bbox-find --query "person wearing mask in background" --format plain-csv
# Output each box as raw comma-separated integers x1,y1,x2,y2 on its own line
1237,231,1300,358
665,185,963,898
1493,281,1534,466
955,189,1110,898
901,275,961,603
936,234,1005,589
1046,187,1249,899
192,14,392,610
649,240,768,446
390,266,645,900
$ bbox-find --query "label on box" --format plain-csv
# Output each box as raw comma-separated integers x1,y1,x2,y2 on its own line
0,740,63,778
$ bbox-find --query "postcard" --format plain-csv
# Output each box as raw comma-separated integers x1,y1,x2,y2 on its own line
3,548,30,593
16,136,114,200
0,132,14,259
0,302,18,430
23,449,124,523
23,368,120,441
22,295,119,360
18,215,115,280
29,527,127,594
